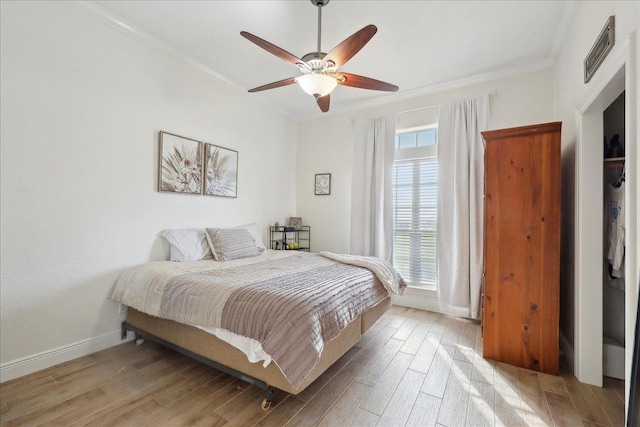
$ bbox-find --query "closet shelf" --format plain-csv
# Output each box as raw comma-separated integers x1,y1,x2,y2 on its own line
604,157,625,168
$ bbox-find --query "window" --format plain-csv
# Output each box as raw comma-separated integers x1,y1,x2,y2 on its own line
394,128,437,149
392,126,437,289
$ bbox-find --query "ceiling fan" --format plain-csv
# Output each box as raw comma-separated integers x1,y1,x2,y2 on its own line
240,0,399,113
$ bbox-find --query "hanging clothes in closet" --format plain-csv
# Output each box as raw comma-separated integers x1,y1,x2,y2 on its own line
605,167,625,288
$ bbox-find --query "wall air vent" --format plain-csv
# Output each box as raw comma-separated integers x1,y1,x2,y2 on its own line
584,16,615,84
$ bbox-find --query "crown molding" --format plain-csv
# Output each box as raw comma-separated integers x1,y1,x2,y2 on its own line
298,58,556,122
71,1,297,121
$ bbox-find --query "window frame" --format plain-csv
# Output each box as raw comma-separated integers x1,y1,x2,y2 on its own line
395,124,438,151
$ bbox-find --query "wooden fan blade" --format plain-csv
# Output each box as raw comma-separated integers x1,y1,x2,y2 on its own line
316,94,330,113
324,25,377,68
240,31,302,67
337,73,399,92
248,77,297,93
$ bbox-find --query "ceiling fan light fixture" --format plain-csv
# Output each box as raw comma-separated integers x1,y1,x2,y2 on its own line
297,73,337,98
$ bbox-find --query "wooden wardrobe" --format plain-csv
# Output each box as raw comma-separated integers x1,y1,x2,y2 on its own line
481,121,561,375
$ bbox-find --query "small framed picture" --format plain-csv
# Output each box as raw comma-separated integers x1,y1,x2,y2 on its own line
315,173,331,195
289,217,303,230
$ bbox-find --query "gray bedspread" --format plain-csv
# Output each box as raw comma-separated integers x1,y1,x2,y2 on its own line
112,251,406,388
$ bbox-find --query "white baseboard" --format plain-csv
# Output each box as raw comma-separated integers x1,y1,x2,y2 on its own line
392,286,439,312
560,331,575,375
392,287,471,318
0,330,132,383
392,294,441,313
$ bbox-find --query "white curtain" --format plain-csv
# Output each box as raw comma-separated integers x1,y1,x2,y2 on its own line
351,115,396,261
437,95,489,319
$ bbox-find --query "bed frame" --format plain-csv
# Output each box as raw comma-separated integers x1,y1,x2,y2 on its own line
121,296,391,409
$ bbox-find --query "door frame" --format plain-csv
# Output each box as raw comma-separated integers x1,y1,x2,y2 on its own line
574,33,637,412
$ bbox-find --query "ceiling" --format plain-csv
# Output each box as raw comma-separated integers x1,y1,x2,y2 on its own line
90,1,576,120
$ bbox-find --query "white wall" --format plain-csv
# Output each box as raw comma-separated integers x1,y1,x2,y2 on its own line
296,67,556,254
0,1,297,380
554,0,639,391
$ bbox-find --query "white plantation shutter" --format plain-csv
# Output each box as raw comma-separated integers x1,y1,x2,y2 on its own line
392,157,438,287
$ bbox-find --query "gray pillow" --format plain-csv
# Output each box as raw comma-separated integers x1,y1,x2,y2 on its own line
205,228,264,261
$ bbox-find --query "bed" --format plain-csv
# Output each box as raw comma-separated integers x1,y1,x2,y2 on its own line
112,249,405,408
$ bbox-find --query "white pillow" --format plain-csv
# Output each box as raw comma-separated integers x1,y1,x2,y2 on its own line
228,223,267,251
161,229,213,262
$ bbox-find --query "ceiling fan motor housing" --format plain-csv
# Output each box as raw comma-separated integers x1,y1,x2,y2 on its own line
301,52,326,63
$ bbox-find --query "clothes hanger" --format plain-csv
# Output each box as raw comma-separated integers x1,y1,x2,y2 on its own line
614,164,625,187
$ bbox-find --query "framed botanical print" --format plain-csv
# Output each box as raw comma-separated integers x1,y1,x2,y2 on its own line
289,217,303,230
204,143,238,198
315,173,331,195
159,132,203,195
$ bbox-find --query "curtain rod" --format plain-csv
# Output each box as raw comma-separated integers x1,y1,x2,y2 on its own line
396,90,497,115
350,91,497,124
396,104,438,115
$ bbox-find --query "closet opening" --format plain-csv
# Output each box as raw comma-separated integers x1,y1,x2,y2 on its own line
602,90,625,384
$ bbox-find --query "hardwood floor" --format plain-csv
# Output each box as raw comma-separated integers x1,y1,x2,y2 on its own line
0,306,626,426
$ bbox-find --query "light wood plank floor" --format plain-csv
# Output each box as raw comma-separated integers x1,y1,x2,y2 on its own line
0,306,625,426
